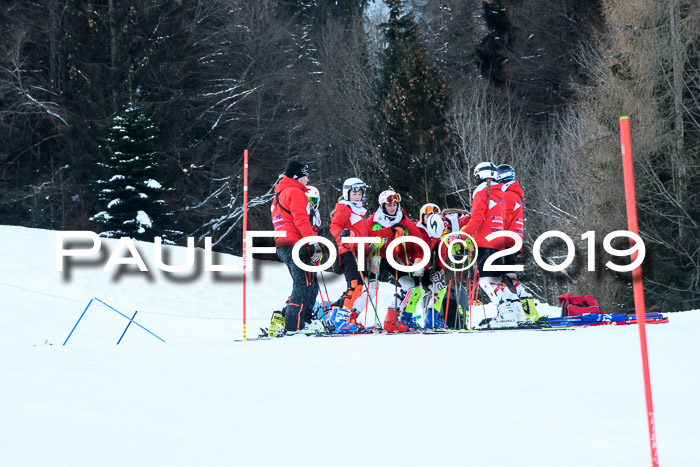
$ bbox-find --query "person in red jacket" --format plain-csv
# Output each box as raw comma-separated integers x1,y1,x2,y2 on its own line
403,204,450,329
497,164,540,322
328,178,401,332
461,162,525,327
367,190,422,331
270,160,323,334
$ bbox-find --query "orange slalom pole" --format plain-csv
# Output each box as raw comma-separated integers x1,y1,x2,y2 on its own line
242,149,249,341
619,116,658,467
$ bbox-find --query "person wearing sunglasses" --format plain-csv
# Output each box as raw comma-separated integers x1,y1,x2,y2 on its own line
327,179,402,333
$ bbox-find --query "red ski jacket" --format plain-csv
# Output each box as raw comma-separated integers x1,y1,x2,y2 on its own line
501,181,524,249
271,176,317,247
409,223,445,271
460,181,506,250
330,202,395,256
367,207,422,261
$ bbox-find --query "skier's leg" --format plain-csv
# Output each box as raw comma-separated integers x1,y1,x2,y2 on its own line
277,246,312,332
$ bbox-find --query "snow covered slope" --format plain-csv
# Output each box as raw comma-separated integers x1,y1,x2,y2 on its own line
1,225,698,467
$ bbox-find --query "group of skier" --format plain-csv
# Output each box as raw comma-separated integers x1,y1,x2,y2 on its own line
268,159,541,336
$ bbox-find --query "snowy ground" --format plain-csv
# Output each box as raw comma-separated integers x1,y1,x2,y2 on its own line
1,225,698,467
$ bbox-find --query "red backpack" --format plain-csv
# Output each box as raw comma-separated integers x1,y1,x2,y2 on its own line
558,293,601,317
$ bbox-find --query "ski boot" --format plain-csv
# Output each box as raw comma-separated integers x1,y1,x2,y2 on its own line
384,308,409,333
300,319,326,335
424,308,445,329
267,310,286,337
398,310,419,331
520,297,544,324
332,308,363,333
486,300,521,328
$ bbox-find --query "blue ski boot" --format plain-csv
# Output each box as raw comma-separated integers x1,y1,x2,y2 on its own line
332,308,362,333
424,309,445,329
398,310,419,330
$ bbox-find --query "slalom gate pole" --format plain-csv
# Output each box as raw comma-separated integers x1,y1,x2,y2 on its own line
242,149,249,341
619,116,658,467
116,310,138,345
63,298,94,346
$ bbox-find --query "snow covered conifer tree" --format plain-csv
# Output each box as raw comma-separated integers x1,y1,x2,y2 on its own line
372,0,450,212
91,102,180,243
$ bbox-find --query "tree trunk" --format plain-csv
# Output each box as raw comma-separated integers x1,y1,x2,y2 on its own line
108,0,118,113
670,0,686,238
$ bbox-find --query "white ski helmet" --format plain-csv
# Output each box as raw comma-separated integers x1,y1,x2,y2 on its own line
342,177,367,200
378,189,401,206
424,213,445,238
419,203,441,224
306,185,320,207
473,162,498,185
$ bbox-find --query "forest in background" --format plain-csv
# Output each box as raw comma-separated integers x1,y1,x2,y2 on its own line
1,0,698,312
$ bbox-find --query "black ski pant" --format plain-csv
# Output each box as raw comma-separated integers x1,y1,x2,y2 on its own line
277,245,319,331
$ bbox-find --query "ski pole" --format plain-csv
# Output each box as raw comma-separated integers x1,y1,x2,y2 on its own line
374,258,382,329
363,260,372,328
351,251,382,329
318,270,332,318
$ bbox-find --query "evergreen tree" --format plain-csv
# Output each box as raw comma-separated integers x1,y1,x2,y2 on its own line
372,0,450,213
91,103,180,243
475,0,511,85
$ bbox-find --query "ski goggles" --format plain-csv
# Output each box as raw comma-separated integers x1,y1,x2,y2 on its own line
385,193,401,204
349,185,366,193
308,195,319,207
420,205,440,221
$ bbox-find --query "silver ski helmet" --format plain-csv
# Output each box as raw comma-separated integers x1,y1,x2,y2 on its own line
378,190,401,214
342,177,367,201
473,162,498,185
496,164,515,183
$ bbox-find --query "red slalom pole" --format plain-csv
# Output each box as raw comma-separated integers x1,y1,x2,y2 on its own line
619,116,658,467
242,149,250,341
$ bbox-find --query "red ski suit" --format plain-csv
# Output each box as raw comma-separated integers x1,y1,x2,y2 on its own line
501,181,524,249
271,176,316,247
459,181,506,250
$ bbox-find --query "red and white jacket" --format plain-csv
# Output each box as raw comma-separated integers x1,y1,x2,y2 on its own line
330,201,395,256
367,207,422,261
271,176,317,247
460,181,506,250
501,181,524,249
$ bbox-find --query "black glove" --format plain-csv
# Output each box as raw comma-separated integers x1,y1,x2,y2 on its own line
430,269,444,284
340,228,350,238
391,223,406,233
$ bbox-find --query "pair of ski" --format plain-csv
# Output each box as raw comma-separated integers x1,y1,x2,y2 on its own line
243,321,570,341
